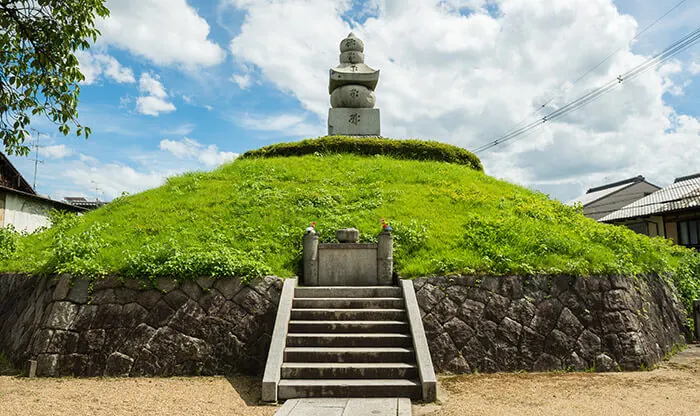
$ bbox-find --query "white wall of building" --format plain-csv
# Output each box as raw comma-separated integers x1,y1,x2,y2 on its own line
1,193,52,233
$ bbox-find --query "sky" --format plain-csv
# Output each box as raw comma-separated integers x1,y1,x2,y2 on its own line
9,0,700,203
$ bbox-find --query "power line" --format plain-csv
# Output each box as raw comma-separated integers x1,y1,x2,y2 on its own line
565,0,689,91
473,25,700,154
474,0,691,153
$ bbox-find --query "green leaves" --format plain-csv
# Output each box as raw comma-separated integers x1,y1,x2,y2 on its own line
0,0,108,154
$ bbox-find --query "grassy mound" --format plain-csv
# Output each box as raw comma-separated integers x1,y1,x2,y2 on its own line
241,136,483,171
0,138,699,317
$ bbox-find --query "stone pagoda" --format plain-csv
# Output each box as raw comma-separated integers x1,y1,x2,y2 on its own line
327,33,380,136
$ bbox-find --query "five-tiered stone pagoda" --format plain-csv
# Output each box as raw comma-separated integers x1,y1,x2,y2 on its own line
327,33,380,136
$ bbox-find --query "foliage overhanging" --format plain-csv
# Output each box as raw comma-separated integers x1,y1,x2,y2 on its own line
0,0,108,155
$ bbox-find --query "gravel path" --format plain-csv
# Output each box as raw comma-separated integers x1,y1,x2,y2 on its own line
0,375,277,416
1,345,698,416
415,344,700,416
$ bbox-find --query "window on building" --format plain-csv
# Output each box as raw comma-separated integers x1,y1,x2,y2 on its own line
678,220,700,249
626,222,648,235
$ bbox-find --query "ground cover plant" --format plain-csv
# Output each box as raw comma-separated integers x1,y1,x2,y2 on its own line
0,142,698,319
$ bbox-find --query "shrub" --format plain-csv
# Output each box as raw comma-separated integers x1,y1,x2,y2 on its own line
0,225,18,260
670,252,700,331
240,135,484,171
123,242,272,284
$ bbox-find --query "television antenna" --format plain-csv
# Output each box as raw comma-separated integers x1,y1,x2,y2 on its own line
90,180,102,202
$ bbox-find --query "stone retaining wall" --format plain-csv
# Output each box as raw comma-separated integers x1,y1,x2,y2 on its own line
0,274,282,377
414,274,688,373
1,273,689,377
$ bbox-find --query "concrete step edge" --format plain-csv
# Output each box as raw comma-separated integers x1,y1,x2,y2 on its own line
284,347,415,353
281,362,417,369
278,379,421,386
287,333,412,338
293,297,404,301
291,308,406,312
289,320,408,324
294,287,403,298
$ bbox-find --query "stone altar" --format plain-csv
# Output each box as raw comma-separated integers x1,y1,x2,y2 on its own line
303,229,393,286
328,33,381,136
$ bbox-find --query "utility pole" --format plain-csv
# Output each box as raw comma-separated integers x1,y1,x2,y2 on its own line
29,129,45,192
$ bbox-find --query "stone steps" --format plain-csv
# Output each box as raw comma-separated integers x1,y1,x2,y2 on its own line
277,379,422,400
295,287,402,298
290,308,407,321
288,320,410,334
275,284,421,400
284,347,416,363
281,362,418,379
286,333,412,347
292,297,405,309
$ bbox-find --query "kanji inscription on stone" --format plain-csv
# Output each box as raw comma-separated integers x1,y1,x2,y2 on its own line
349,113,361,125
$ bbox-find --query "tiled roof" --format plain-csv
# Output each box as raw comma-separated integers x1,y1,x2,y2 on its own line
600,175,700,222
0,185,85,212
568,182,635,207
567,176,655,207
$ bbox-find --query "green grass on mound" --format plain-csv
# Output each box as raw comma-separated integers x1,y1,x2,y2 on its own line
2,141,697,329
0,151,698,285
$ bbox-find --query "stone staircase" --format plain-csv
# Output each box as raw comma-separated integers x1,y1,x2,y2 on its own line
277,286,421,400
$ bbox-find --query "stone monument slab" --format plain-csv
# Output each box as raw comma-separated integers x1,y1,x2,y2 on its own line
328,108,380,136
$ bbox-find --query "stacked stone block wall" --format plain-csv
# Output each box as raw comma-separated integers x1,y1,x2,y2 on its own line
414,274,688,373
0,273,689,377
0,274,282,377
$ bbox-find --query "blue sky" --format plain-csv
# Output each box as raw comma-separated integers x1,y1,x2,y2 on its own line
9,0,700,203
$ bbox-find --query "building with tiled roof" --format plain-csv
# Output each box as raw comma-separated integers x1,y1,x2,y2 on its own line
567,175,660,221
0,152,84,232
600,173,700,250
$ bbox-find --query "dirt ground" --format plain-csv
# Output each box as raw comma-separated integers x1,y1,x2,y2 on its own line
0,345,698,416
415,344,700,416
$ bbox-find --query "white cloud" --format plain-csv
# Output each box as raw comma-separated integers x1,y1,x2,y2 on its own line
79,153,99,164
136,73,176,116
10,137,236,200
76,50,136,84
232,73,253,89
42,145,73,159
227,0,700,201
63,162,171,199
98,0,226,68
238,113,321,137
690,61,700,75
159,137,238,166
162,123,196,136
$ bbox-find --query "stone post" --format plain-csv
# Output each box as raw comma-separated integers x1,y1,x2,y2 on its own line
303,233,319,286
377,231,393,285
26,360,37,378
693,299,700,342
